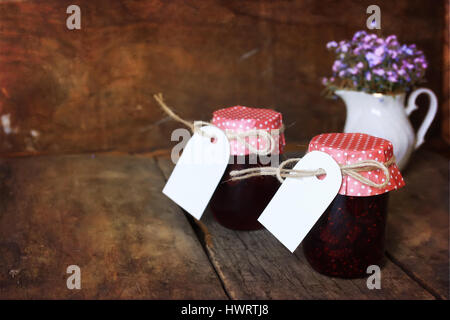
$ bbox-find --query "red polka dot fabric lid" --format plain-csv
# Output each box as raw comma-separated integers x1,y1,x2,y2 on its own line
211,106,285,155
308,133,405,196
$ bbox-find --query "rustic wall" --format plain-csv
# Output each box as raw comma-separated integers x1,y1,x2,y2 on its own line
0,0,445,155
443,0,449,145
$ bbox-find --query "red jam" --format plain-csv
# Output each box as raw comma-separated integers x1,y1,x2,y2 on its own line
302,132,405,278
209,105,285,231
302,193,389,278
210,155,281,230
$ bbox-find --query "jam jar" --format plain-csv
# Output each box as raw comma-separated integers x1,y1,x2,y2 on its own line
209,106,285,231
302,133,405,278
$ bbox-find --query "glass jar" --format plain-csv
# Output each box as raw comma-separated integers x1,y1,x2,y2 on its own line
303,193,389,278
208,106,285,231
302,133,404,278
210,155,281,230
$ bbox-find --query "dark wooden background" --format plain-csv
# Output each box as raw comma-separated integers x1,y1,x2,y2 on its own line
0,0,447,155
0,0,448,300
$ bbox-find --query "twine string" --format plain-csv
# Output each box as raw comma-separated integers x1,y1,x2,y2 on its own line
154,93,280,155
229,156,396,189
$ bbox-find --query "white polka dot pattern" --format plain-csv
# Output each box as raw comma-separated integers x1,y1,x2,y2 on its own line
211,106,285,155
308,133,405,197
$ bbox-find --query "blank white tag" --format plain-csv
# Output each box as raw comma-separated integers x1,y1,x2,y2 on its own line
163,125,230,220
258,151,342,253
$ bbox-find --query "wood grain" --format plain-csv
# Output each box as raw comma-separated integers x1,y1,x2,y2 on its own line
0,0,445,154
386,151,449,299
157,156,437,299
443,0,450,144
0,154,227,299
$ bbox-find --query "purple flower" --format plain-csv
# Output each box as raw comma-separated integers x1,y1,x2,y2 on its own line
414,57,426,66
398,68,407,76
390,40,399,47
338,42,349,53
352,31,367,41
402,60,414,69
349,67,359,75
388,75,398,82
373,69,385,76
366,34,377,41
366,52,383,67
388,50,399,59
387,70,398,82
385,35,397,43
353,47,362,55
401,44,414,55
332,60,344,72
363,35,372,43
326,41,338,49
374,46,385,56
323,31,428,93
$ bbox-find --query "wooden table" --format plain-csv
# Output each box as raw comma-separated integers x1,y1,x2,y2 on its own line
0,150,448,299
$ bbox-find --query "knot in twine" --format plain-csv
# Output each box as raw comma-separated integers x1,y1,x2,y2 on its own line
229,156,396,189
154,93,281,156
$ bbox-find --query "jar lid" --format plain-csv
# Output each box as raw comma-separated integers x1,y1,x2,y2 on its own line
308,133,405,196
211,106,285,155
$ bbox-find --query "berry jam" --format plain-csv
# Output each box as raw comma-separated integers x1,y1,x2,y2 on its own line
210,155,281,230
303,193,389,278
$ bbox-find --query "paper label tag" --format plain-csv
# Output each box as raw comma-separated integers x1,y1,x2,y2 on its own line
258,151,342,252
163,125,230,220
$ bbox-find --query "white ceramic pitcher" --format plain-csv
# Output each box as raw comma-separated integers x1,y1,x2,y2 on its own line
335,88,437,170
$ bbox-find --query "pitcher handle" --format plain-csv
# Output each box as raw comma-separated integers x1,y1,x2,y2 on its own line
405,88,438,149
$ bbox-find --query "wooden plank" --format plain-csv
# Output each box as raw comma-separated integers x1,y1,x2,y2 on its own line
157,156,435,299
443,0,450,144
0,154,227,299
386,150,449,299
0,0,445,155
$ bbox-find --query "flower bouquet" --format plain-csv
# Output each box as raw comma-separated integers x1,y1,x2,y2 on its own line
322,31,428,95
320,30,437,170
